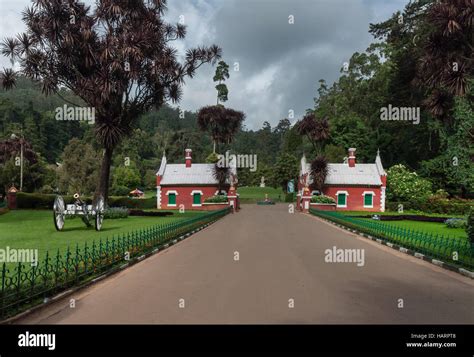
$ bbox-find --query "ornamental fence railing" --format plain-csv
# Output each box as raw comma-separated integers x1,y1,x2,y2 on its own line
309,208,473,270
0,207,230,320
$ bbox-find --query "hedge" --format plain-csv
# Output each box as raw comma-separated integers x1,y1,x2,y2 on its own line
284,192,294,203
204,195,228,203
15,192,156,210
311,195,336,204
386,198,472,215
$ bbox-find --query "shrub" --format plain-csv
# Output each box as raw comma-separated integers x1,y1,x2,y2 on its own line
467,209,474,244
38,185,55,194
387,198,472,215
444,218,467,229
104,207,129,219
108,196,156,209
129,209,173,217
15,192,156,210
204,195,228,203
284,192,294,203
311,195,335,204
110,185,131,196
386,164,432,202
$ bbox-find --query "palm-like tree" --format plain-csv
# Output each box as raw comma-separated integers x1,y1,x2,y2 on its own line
310,156,329,193
296,113,330,154
213,163,229,193
197,105,244,153
0,0,221,201
416,0,473,119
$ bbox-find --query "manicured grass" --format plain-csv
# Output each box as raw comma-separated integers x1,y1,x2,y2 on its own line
0,209,205,265
144,190,156,198
358,218,467,240
238,186,285,203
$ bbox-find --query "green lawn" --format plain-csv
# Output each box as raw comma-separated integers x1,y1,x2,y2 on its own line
0,209,205,265
238,186,285,203
358,218,467,240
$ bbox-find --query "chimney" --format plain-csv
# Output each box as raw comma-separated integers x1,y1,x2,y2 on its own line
348,148,356,167
185,148,192,168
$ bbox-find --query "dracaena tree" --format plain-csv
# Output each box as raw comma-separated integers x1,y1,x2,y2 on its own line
197,105,244,153
0,0,221,201
296,113,330,154
415,0,473,119
310,156,328,192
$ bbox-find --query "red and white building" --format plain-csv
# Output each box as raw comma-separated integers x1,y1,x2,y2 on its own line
156,149,238,211
298,148,387,212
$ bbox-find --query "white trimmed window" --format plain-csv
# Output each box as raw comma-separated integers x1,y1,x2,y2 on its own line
191,190,203,206
336,191,349,208
362,191,375,208
166,190,178,206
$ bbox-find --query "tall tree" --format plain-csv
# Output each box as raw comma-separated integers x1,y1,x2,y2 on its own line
415,0,473,120
0,0,221,201
213,60,230,104
296,113,330,155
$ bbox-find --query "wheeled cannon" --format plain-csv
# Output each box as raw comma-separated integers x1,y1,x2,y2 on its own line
53,194,105,231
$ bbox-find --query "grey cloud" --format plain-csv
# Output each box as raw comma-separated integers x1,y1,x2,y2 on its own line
0,0,410,130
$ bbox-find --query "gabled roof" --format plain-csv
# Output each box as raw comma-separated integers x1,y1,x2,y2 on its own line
159,163,219,185
156,153,237,186
300,150,386,187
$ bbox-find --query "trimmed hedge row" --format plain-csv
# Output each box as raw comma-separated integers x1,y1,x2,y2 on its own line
387,199,472,215
15,192,156,209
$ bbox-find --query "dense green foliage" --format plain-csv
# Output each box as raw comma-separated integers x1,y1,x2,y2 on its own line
467,209,474,243
311,195,336,204
386,164,433,202
204,195,228,203
0,0,471,207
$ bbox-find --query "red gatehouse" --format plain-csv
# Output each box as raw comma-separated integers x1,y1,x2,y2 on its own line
298,148,387,212
156,149,238,211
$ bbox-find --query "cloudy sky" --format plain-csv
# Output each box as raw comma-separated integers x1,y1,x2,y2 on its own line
0,0,409,130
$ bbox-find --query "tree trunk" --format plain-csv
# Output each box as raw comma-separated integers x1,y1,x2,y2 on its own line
96,146,114,203
213,140,216,153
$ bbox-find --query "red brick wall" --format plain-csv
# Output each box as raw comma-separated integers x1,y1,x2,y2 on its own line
160,185,226,210
322,186,382,212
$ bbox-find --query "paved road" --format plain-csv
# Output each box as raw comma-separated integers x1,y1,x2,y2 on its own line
17,204,474,324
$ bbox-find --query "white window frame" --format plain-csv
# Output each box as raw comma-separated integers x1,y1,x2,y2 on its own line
191,190,203,207
336,191,349,208
362,191,375,208
166,190,178,207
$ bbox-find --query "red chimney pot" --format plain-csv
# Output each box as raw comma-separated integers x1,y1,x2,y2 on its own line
348,148,356,167
185,148,192,168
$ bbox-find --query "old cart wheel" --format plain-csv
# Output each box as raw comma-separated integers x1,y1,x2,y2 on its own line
53,195,66,231
95,196,105,231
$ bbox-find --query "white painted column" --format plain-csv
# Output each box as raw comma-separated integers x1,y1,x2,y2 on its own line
380,187,386,212
157,186,161,209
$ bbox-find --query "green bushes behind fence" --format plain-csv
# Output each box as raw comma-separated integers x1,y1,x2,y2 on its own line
309,208,473,270
15,192,156,210
386,197,472,215
0,207,230,320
